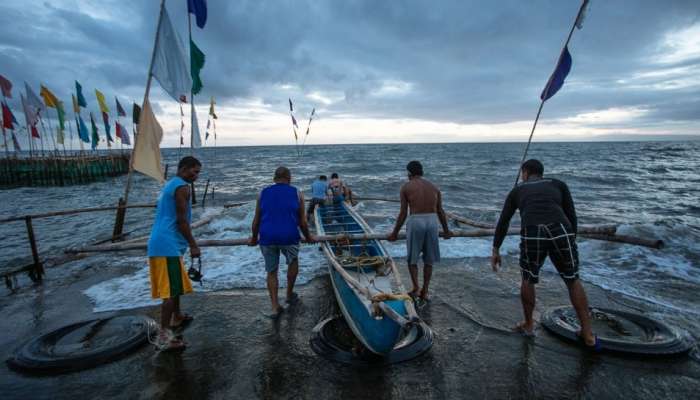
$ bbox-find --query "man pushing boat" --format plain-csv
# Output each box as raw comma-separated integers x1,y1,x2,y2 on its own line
249,166,315,318
491,159,598,349
147,156,201,351
388,161,452,303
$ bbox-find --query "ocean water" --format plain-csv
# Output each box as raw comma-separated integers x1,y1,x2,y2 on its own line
1,141,699,319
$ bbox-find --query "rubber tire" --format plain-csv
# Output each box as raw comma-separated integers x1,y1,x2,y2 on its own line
541,306,694,356
309,316,433,366
6,315,153,374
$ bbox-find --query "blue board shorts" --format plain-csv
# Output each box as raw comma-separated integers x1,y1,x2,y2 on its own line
260,244,299,272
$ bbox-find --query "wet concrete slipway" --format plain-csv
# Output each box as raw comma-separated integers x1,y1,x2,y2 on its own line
1,254,699,400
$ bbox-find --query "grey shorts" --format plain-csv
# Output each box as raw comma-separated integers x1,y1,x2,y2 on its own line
260,244,299,273
406,214,440,265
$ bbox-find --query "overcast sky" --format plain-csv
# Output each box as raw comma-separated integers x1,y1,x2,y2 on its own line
1,0,699,147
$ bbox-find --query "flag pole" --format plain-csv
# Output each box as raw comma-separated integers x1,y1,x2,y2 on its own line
122,0,166,206
514,0,588,186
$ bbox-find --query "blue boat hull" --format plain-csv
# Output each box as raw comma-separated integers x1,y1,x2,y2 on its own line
316,202,408,355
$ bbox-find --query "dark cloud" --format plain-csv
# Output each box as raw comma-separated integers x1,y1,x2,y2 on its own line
0,0,699,142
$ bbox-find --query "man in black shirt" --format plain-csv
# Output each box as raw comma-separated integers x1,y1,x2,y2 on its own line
491,159,597,348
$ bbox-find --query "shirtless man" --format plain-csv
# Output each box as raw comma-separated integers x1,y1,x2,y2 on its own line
388,161,452,301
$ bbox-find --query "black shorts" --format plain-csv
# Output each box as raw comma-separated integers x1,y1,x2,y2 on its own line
519,223,579,284
307,198,325,216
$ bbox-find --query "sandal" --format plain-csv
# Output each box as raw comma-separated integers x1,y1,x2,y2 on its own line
155,330,186,352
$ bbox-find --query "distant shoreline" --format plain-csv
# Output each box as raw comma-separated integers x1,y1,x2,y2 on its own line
160,136,700,149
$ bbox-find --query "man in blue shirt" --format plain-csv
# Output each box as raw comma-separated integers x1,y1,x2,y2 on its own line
147,156,201,351
249,167,315,317
307,175,329,220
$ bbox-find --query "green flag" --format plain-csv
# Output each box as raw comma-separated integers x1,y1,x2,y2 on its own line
90,113,99,150
75,81,87,107
56,101,66,144
190,39,205,95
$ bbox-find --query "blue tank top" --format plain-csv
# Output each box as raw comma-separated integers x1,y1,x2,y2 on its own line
147,177,191,256
259,183,300,246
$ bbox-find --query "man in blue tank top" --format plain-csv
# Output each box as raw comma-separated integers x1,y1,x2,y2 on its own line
147,156,201,351
249,166,315,317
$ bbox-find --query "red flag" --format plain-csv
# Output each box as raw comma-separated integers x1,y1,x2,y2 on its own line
115,121,123,139
2,101,13,129
31,125,40,138
0,75,12,98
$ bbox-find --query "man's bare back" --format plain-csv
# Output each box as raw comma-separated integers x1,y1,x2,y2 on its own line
401,177,440,214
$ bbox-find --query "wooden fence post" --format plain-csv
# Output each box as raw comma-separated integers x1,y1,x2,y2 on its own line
25,216,44,282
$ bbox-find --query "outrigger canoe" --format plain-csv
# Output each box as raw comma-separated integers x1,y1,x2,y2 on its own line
314,201,423,355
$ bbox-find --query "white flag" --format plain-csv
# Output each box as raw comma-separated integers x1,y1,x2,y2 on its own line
191,104,202,148
24,82,45,115
133,99,164,183
151,7,192,103
21,93,38,127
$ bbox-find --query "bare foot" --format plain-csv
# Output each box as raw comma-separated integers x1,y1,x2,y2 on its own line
513,321,535,337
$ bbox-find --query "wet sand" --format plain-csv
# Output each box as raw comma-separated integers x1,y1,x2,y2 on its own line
1,257,699,399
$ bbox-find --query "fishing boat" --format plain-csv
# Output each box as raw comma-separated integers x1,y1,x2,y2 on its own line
314,200,422,355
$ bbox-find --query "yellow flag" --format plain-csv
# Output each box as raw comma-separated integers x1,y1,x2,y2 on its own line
132,98,164,183
95,89,110,114
72,94,80,113
40,85,59,108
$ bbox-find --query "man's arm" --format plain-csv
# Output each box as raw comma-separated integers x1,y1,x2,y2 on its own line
436,190,452,239
248,194,261,246
175,185,199,257
297,191,314,242
493,189,517,249
560,181,577,234
491,188,517,271
388,185,409,241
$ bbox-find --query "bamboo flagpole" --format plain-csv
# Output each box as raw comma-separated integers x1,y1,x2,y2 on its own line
121,0,166,207
514,0,590,185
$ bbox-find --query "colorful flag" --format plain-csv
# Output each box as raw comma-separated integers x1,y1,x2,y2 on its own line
31,125,40,138
190,39,205,95
21,94,38,131
116,122,131,145
132,103,141,125
56,101,66,131
95,89,110,113
132,98,164,182
2,101,14,129
75,81,87,107
77,115,90,143
187,0,207,29
56,101,66,144
152,7,192,103
191,105,202,148
0,75,12,98
115,98,126,117
540,46,572,101
25,82,45,114
102,111,113,142
89,113,99,149
209,97,217,119
72,94,80,113
40,85,59,108
11,132,20,151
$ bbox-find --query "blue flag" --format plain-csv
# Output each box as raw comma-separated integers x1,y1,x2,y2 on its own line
540,46,572,101
188,0,207,29
77,116,90,143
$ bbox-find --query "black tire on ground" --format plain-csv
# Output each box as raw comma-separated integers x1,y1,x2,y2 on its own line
541,306,694,356
6,315,154,374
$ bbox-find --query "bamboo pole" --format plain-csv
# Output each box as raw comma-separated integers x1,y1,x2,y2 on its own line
0,203,156,224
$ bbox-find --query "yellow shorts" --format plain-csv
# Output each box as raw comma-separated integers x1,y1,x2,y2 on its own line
149,256,193,299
